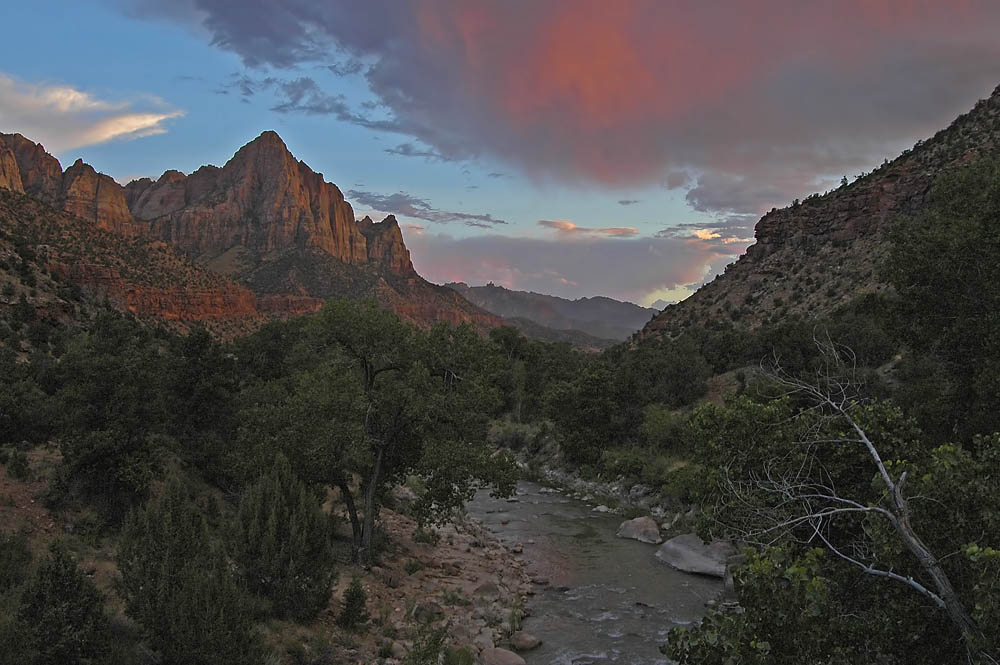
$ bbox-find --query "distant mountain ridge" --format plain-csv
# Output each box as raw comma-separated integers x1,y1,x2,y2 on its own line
643,82,1000,338
0,130,501,332
446,282,657,341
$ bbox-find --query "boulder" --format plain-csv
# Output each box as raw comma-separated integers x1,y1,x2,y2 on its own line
654,533,736,578
412,600,444,623
510,631,542,651
480,647,526,665
615,516,663,544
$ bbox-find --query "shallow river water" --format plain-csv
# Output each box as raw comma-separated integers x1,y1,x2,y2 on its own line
466,481,721,665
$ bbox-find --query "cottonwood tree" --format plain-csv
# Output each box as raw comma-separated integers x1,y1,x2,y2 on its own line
715,338,996,662
308,301,516,565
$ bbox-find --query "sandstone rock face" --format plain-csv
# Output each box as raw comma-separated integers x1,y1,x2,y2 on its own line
0,133,63,202
139,131,368,262
358,215,414,275
654,533,736,578
0,143,24,193
480,647,526,665
0,133,144,235
62,159,139,236
615,516,663,544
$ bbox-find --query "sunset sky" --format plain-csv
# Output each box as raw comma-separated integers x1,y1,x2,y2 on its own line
3,1,1000,305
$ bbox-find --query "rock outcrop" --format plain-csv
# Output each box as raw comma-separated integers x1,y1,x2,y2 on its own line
0,133,144,235
358,215,414,275
644,83,1000,337
61,159,141,236
0,143,24,193
654,533,736,578
0,133,63,202
136,131,367,262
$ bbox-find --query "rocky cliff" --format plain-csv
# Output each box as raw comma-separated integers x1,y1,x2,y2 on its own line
0,133,143,236
0,189,320,337
643,83,1000,337
130,131,367,262
358,215,415,275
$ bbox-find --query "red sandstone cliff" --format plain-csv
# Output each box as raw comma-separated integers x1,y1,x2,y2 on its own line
131,131,367,262
0,133,143,236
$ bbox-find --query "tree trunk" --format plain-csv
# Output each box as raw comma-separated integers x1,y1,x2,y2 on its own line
336,477,362,563
359,445,385,566
892,494,991,657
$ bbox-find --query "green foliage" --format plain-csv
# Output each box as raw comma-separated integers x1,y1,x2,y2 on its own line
118,475,259,665
233,454,335,621
888,155,1000,438
0,530,30,592
336,577,368,632
18,543,111,665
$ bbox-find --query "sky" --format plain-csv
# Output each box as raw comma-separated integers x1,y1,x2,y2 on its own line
2,1,1000,306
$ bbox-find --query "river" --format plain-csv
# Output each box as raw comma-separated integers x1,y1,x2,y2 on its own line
466,481,721,664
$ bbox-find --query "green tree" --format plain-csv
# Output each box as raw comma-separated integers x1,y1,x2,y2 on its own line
233,454,336,621
887,155,1000,438
18,543,110,665
336,576,368,631
118,475,259,665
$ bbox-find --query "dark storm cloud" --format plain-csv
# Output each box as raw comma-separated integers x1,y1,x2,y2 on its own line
122,0,1000,219
347,189,506,227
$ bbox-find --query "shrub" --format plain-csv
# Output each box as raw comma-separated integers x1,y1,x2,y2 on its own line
18,543,111,665
233,454,335,622
118,475,259,665
336,577,368,632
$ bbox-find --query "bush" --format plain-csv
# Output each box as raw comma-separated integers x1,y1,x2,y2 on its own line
18,543,111,665
336,577,368,632
0,529,31,592
233,454,335,621
118,475,259,665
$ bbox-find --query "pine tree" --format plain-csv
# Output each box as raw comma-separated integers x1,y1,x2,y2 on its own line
336,576,369,631
18,542,110,665
233,454,336,621
118,475,259,665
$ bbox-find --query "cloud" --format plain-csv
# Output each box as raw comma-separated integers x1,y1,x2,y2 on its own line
384,142,450,161
617,199,640,206
348,189,506,226
122,0,1000,218
0,72,183,152
403,228,737,304
537,219,638,237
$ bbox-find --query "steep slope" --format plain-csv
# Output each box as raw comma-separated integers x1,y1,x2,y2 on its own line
447,282,656,340
644,83,1000,337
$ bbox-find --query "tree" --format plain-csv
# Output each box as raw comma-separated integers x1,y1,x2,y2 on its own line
887,155,1000,438
233,454,335,621
18,543,110,665
307,301,515,564
681,340,998,662
336,576,368,631
118,475,259,665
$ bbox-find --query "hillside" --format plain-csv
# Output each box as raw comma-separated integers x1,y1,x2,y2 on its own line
447,282,656,341
644,83,1000,338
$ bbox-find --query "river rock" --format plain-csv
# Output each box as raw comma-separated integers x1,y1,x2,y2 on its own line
592,504,612,513
654,533,736,578
615,516,663,544
480,647,526,665
510,631,542,651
